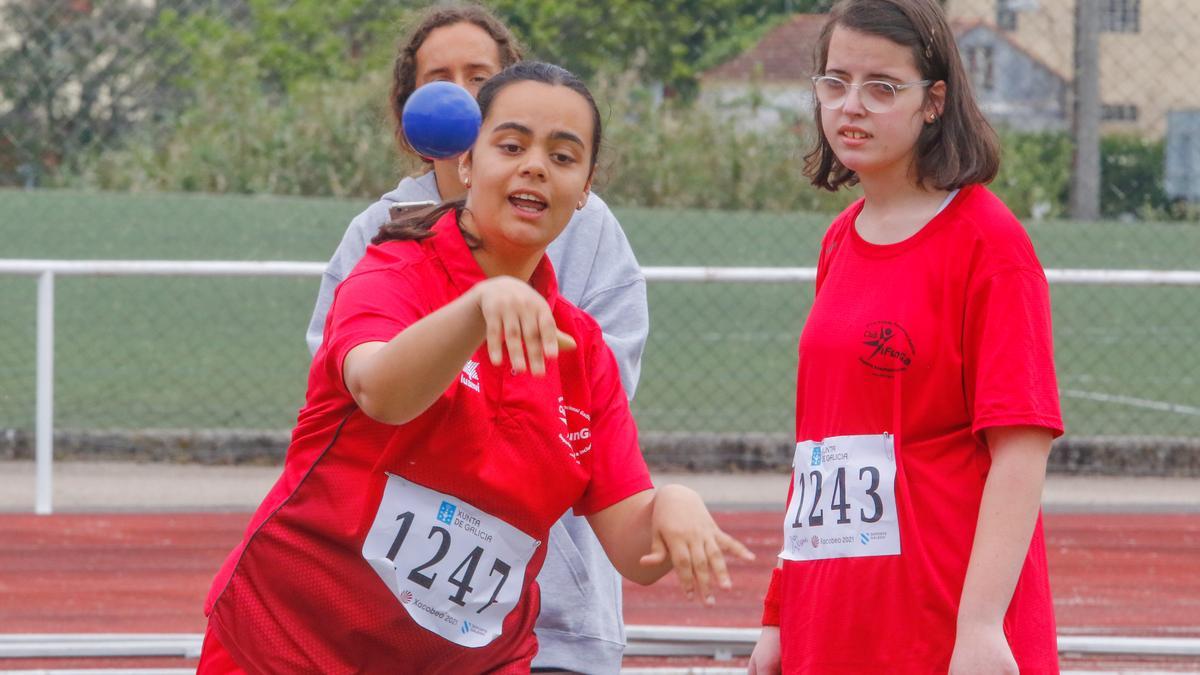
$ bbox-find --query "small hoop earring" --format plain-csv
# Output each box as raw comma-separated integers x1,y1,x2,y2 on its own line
463,176,471,188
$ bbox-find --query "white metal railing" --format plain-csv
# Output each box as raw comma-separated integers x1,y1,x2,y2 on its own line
3,259,1199,514
2,629,1198,660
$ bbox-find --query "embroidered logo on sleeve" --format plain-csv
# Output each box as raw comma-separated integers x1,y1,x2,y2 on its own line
460,360,482,392
557,396,592,462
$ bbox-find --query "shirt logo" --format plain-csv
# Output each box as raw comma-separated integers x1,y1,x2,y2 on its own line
460,360,481,392
437,501,457,525
557,396,592,463
810,445,823,467
860,320,916,376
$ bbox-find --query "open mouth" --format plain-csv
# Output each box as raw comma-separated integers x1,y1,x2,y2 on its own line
840,129,870,140
508,192,548,214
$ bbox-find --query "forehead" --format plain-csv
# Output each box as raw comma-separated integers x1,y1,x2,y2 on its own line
825,25,919,78
415,22,502,72
486,81,594,143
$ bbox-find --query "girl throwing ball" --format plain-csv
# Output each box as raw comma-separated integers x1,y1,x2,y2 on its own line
199,62,752,674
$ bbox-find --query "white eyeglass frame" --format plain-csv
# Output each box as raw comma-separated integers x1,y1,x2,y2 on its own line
810,75,932,113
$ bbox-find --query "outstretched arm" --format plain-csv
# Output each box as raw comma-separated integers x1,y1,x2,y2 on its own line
587,484,754,605
343,276,574,425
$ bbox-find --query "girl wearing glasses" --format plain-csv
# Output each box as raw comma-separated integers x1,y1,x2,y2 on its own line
749,1,1062,673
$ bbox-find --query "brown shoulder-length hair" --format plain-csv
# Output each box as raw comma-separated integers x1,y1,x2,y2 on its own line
374,62,603,247
804,0,1000,191
390,5,524,157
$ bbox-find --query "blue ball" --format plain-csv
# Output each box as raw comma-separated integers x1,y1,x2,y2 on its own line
402,81,482,160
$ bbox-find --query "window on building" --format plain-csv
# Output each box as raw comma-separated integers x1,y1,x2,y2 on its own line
996,1,1017,31
1101,0,1140,33
1101,103,1138,121
966,46,995,93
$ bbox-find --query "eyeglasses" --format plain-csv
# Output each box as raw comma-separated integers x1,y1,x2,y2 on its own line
811,75,931,113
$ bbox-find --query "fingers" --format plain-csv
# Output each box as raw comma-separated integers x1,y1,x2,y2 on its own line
481,300,505,367
689,539,715,605
638,534,667,566
520,310,546,376
556,329,577,352
705,537,732,591
539,312,559,363
718,529,757,562
667,537,697,602
477,278,568,375
661,529,755,605
503,305,526,373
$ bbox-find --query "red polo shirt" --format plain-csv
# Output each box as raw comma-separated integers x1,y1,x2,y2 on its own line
776,185,1063,674
202,212,651,673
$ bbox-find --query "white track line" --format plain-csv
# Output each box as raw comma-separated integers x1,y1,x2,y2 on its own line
1063,389,1200,417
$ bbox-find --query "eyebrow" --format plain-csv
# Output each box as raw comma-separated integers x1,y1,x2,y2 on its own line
825,67,904,82
550,130,585,148
492,122,585,148
493,121,532,136
424,62,496,76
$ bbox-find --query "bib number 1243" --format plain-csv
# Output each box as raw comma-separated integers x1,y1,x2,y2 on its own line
779,433,901,562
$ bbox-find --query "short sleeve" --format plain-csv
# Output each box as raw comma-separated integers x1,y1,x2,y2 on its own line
814,231,834,294
964,267,1064,442
814,210,853,295
320,267,429,396
572,332,653,516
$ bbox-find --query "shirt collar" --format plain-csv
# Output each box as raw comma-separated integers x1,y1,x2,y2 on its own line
429,210,560,308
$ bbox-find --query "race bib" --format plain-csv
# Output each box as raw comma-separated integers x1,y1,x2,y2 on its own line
779,433,900,561
362,474,540,648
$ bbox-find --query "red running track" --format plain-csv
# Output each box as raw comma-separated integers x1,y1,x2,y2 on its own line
1,511,1197,670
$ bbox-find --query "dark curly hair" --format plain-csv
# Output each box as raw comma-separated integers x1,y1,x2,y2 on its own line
390,5,523,157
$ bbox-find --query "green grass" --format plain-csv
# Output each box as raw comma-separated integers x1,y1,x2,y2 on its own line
1,188,1198,437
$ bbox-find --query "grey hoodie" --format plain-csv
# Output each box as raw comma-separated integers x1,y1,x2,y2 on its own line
306,172,649,673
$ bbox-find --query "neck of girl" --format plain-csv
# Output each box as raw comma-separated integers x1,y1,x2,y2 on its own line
855,169,951,245
458,210,544,283
433,160,467,201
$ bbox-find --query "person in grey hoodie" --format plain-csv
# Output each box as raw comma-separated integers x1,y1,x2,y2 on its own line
305,7,648,674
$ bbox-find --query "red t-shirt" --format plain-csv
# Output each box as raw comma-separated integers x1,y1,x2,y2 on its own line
778,185,1064,673
202,212,652,674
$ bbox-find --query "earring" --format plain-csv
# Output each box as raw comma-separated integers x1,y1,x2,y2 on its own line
576,200,585,209
929,113,937,122
463,176,471,188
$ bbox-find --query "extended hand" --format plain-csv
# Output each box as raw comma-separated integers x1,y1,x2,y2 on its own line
639,484,755,605
472,276,575,376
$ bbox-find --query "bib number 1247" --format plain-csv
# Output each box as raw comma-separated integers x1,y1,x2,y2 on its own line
362,474,540,648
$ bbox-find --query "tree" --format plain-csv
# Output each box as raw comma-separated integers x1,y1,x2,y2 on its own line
489,0,832,98
0,0,188,185
156,0,413,95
